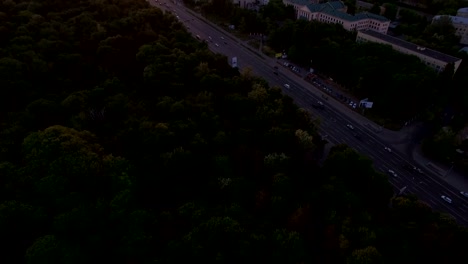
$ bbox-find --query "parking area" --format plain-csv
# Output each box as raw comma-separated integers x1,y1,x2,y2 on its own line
276,59,304,78
276,58,361,111
306,74,360,110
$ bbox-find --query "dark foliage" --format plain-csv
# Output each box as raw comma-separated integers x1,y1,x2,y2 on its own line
0,1,467,264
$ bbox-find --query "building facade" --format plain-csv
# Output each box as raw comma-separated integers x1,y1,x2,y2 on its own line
356,30,462,74
432,8,468,45
458,7,468,18
283,0,390,34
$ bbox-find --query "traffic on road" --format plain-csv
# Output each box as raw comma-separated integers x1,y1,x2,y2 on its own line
151,0,468,226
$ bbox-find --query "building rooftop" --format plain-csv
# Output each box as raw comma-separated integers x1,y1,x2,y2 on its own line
458,7,468,13
354,12,389,22
433,15,468,25
303,1,389,22
358,30,461,63
288,0,312,6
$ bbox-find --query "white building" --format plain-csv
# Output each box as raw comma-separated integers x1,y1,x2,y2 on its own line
356,30,462,74
458,7,468,18
283,0,390,34
432,8,468,45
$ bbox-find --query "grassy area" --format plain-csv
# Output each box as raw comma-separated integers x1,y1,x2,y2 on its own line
216,24,257,43
247,40,260,49
240,44,265,60
262,45,276,58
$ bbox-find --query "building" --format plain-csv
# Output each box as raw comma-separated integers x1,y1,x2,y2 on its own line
432,8,468,45
283,0,390,34
356,30,462,74
458,7,468,18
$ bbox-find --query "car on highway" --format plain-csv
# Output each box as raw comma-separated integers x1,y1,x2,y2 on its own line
313,101,324,109
284,84,290,89
413,167,423,174
384,147,392,153
152,0,468,226
220,36,224,40
353,133,362,140
346,124,354,130
388,169,398,177
214,43,219,47
441,195,452,204
461,191,468,198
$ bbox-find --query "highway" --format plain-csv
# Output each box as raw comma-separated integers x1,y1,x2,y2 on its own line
151,0,468,225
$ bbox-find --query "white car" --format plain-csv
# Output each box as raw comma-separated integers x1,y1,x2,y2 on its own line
214,43,219,47
220,36,225,40
284,84,290,89
346,124,354,130
441,195,452,204
460,191,468,198
388,169,397,177
384,147,392,153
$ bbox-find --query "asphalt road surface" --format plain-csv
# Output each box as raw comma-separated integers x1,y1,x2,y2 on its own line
151,0,468,226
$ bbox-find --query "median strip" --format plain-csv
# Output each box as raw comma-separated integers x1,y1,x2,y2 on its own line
240,44,265,60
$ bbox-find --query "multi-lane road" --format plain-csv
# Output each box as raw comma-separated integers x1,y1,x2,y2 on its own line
150,0,468,226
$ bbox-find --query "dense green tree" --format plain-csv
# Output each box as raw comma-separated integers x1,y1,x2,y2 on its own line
347,246,383,264
370,3,381,15
383,3,397,20
1,1,468,263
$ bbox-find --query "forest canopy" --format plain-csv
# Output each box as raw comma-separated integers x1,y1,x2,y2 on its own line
0,0,468,263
